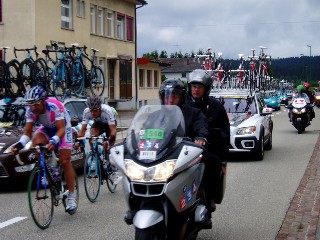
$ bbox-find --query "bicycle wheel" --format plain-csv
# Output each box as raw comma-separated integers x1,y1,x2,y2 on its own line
69,61,85,97
19,59,34,92
6,61,22,98
106,172,118,193
61,166,79,215
51,62,68,101
34,58,49,92
90,66,105,96
84,152,101,202
0,60,6,97
27,167,54,229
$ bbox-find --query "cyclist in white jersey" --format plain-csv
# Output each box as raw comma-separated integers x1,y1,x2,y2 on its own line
78,95,117,148
11,86,77,213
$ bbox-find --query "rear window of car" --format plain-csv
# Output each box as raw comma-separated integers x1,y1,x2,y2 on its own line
221,97,257,114
65,101,87,121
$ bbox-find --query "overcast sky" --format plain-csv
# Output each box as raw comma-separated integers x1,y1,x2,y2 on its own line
136,0,320,59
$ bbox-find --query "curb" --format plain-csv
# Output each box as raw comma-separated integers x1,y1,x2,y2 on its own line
276,134,320,239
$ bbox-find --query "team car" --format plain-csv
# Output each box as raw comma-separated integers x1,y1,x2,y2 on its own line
210,90,273,160
0,98,86,186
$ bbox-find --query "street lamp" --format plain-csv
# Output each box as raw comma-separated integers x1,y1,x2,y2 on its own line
300,54,305,82
307,45,311,82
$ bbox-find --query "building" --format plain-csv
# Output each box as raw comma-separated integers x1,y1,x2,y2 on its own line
0,0,147,110
161,58,202,82
137,57,171,107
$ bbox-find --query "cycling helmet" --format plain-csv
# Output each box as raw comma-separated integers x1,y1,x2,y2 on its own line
24,85,47,103
86,95,102,109
187,69,213,97
159,79,186,106
297,85,305,91
303,82,310,89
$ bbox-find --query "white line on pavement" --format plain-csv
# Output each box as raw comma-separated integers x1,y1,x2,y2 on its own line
0,217,27,229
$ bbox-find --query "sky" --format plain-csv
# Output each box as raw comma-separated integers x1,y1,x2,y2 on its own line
136,0,320,59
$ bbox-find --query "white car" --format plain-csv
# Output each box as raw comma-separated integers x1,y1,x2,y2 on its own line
210,90,273,160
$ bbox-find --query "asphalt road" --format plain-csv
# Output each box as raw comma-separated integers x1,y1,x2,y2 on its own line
0,106,319,240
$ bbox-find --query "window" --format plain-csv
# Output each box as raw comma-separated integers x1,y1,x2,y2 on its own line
139,69,144,88
126,16,134,41
0,0,2,23
116,14,125,40
147,70,152,87
182,72,186,78
107,11,114,37
76,0,85,18
154,71,159,87
90,5,96,34
61,0,73,29
98,7,104,36
119,60,132,99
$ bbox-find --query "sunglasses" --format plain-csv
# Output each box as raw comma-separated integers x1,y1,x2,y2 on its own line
89,107,100,112
28,101,42,107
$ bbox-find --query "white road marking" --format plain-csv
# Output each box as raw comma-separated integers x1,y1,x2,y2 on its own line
0,217,27,229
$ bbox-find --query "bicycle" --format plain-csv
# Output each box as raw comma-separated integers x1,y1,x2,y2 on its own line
27,145,79,229
257,46,271,92
0,46,21,98
80,46,106,97
247,49,259,95
77,135,119,203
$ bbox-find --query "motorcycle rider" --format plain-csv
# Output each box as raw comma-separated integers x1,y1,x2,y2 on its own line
289,85,313,124
186,69,230,215
124,79,212,229
303,82,316,120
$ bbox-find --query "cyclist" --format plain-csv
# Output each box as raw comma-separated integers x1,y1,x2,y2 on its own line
11,85,77,212
77,95,117,148
186,69,230,214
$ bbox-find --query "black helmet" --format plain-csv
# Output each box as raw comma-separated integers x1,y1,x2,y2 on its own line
187,69,213,97
159,79,186,106
86,95,102,109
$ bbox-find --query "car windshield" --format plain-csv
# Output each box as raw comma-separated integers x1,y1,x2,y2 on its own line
0,104,26,127
221,97,257,114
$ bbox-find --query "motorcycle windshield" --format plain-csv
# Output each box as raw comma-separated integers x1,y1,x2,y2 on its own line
125,105,186,164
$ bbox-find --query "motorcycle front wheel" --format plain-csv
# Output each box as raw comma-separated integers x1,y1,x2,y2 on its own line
135,224,166,240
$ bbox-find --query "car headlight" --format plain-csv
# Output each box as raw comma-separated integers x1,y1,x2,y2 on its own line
236,126,257,135
124,159,176,182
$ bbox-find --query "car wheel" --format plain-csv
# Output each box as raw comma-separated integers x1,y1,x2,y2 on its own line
253,133,264,161
265,131,272,150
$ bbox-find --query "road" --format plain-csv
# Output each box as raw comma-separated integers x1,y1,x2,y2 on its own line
0,106,319,240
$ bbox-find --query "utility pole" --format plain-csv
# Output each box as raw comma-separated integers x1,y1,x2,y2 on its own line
307,45,311,82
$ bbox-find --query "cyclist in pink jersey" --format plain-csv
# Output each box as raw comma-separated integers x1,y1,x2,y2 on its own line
12,86,77,213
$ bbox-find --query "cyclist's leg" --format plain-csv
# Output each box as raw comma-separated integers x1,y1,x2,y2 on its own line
58,127,77,212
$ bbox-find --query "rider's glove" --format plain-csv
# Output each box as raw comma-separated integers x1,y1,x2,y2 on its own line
14,142,24,150
49,136,60,148
195,137,207,145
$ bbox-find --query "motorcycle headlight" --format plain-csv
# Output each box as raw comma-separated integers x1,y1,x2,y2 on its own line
301,108,306,113
236,126,256,135
124,159,177,182
293,109,298,114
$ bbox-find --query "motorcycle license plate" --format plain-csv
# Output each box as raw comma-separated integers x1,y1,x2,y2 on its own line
297,118,301,121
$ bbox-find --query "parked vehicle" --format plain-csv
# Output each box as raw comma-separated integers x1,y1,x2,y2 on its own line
262,91,281,110
0,98,86,186
110,105,217,239
314,91,320,108
211,90,273,160
286,97,313,134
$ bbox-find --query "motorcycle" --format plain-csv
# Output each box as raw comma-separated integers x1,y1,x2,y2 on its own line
314,91,320,108
110,105,222,240
287,97,312,134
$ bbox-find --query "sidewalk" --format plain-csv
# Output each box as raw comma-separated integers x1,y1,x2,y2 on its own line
276,134,320,239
